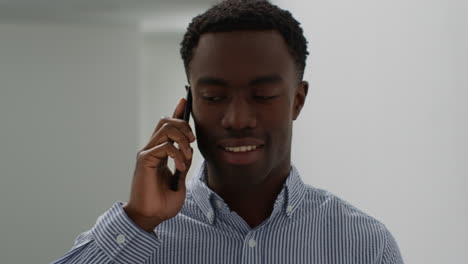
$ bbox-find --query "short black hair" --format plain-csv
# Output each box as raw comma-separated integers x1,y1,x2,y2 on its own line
180,0,309,81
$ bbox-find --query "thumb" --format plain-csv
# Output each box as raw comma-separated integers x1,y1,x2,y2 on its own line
172,98,186,119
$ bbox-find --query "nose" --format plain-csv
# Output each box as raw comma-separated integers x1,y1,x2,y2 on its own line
221,97,257,130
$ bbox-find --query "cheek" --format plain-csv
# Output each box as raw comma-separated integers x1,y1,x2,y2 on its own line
262,96,294,124
192,119,215,161
191,104,221,153
266,117,292,146
261,101,293,144
192,104,219,132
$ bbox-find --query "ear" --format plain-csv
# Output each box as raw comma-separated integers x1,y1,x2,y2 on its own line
292,81,308,120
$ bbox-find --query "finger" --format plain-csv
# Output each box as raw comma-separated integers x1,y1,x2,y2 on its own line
148,98,186,138
176,147,193,186
174,144,193,180
146,142,188,172
155,118,195,142
144,120,195,152
144,124,192,159
173,98,186,119
155,124,192,160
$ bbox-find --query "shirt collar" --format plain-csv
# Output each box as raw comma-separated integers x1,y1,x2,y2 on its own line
188,160,308,225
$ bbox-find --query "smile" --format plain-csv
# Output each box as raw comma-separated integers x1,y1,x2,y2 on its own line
223,145,260,152
218,144,264,165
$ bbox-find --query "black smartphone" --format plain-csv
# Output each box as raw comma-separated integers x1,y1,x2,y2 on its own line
170,86,192,191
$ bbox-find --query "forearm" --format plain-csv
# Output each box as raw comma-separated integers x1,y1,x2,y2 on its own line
51,202,162,264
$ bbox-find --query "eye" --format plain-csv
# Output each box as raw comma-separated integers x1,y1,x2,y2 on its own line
255,95,278,100
203,96,226,102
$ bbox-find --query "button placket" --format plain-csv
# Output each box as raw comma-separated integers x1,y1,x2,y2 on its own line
241,233,263,263
248,238,257,248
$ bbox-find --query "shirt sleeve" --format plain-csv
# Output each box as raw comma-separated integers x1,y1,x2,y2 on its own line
50,201,162,264
380,228,404,264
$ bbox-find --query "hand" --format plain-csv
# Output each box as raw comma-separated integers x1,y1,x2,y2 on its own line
123,98,196,232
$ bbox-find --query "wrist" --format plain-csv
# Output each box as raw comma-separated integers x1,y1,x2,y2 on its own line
123,204,163,233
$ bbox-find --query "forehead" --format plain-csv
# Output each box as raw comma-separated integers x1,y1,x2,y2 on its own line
189,30,296,84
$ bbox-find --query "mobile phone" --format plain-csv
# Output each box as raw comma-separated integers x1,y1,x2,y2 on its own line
170,86,192,191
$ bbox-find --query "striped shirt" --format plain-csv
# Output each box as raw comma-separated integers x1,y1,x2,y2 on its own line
52,161,403,264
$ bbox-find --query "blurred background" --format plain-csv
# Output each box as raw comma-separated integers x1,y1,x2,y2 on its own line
0,0,466,263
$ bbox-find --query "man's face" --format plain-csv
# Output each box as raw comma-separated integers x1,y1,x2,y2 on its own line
189,30,307,187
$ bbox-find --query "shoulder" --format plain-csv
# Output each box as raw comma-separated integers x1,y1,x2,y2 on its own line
297,185,403,262
305,185,385,225
302,184,392,242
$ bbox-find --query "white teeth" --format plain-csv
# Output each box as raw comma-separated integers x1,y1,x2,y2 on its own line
224,145,258,152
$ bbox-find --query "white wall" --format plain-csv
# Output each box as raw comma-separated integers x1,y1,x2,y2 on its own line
0,23,141,264
142,0,468,263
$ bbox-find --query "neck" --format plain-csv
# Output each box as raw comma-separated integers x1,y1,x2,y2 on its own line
206,162,291,228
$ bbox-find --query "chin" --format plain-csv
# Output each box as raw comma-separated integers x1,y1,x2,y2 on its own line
213,158,271,184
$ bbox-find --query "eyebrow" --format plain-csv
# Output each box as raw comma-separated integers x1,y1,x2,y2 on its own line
195,74,283,87
249,74,283,86
196,77,228,87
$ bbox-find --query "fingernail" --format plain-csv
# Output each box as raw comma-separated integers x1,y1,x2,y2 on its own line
187,148,192,159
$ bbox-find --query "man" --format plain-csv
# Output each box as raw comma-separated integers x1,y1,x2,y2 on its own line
52,0,403,263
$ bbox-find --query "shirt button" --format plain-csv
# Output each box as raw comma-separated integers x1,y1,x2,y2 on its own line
216,200,223,209
206,210,213,219
248,239,257,248
116,234,126,244
286,205,293,213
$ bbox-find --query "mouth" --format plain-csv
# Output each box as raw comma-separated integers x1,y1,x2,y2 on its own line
217,139,265,165
222,145,262,153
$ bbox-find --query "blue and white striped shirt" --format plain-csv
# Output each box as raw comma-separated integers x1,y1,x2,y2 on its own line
52,162,403,264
